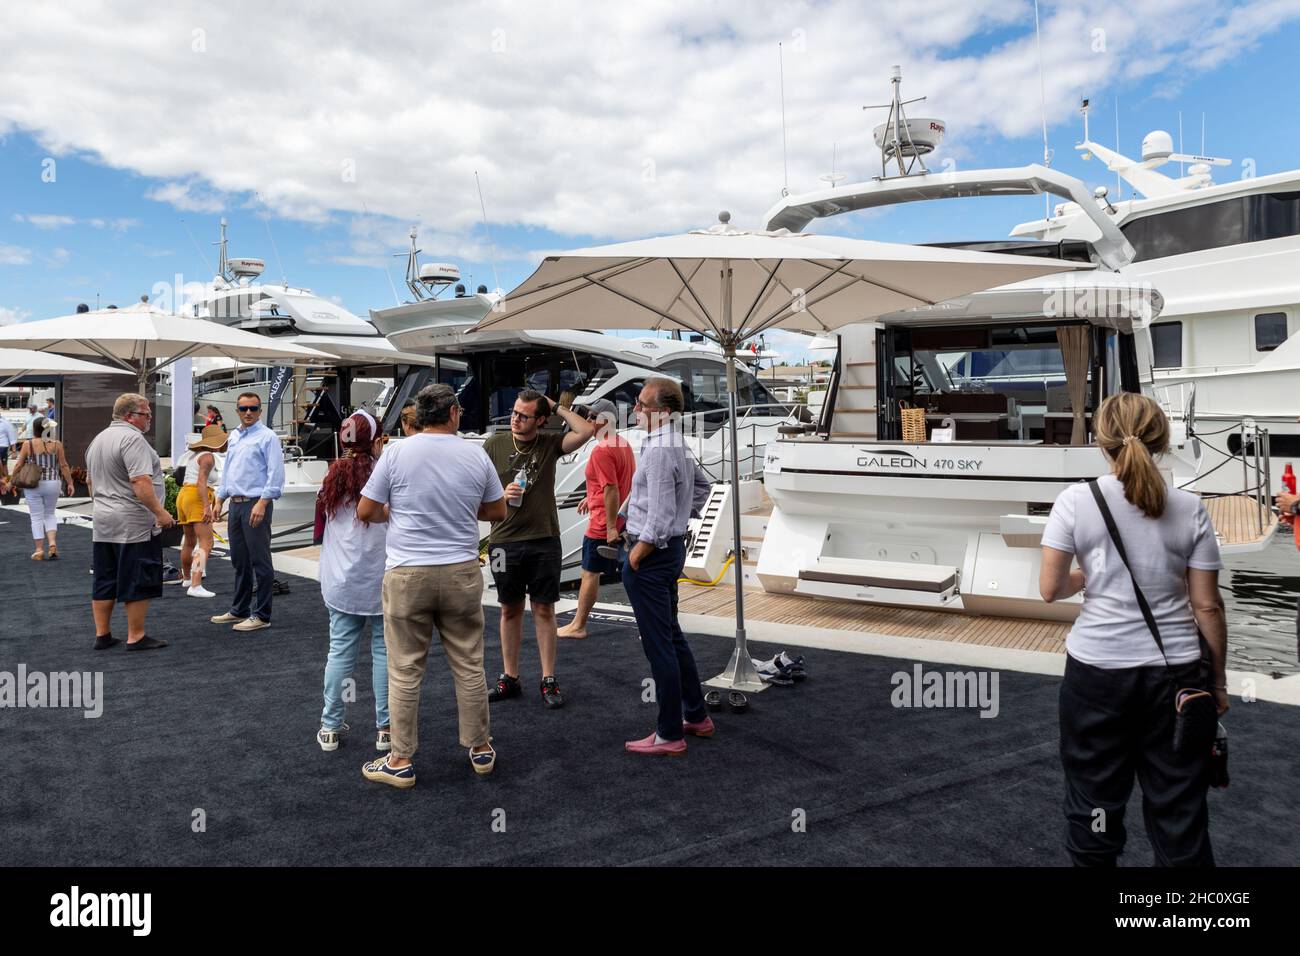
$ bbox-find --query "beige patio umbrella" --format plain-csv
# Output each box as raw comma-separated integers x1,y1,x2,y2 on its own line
470,215,1090,690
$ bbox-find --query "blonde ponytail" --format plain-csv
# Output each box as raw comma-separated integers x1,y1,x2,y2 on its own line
1094,393,1169,518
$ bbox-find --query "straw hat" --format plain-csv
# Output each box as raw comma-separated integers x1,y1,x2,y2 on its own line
188,424,229,452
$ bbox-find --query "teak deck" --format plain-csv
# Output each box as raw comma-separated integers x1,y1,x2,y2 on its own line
677,581,1070,654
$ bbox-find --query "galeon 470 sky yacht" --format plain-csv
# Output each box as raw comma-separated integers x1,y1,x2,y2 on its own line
744,73,1276,622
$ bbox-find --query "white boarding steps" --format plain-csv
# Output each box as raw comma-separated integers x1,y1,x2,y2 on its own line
683,480,765,584
830,328,877,440
795,556,960,608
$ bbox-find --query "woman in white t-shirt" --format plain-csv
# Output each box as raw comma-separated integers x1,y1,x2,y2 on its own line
316,410,390,753
1040,392,1228,867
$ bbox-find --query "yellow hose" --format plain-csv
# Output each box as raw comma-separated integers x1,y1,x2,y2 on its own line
678,554,735,587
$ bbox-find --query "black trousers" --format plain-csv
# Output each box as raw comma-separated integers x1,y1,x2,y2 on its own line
228,498,274,623
1059,654,1214,867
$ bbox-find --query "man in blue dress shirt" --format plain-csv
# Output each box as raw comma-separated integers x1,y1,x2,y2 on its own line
211,391,285,632
621,376,714,756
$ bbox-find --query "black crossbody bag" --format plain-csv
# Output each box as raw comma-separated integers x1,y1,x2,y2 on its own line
1087,480,1219,757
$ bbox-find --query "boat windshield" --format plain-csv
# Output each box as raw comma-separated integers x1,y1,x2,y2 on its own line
876,321,1137,445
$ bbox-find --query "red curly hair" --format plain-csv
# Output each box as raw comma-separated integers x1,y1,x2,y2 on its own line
319,412,380,521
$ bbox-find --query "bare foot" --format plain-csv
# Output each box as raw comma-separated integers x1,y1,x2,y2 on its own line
556,622,588,640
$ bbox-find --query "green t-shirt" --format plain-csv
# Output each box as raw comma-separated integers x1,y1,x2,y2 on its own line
483,429,565,544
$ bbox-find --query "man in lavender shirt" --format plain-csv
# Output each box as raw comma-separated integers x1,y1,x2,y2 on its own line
621,376,715,756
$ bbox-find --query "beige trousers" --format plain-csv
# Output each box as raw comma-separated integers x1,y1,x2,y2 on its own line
382,560,490,758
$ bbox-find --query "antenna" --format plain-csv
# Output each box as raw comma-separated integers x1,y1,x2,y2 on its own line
1201,112,1206,156
779,42,790,196
1114,96,1122,200
1033,0,1052,218
819,141,846,188
256,195,288,287
180,218,214,275
474,171,501,294
1178,110,1184,177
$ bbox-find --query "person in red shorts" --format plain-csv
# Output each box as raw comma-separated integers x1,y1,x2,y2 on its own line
558,399,635,641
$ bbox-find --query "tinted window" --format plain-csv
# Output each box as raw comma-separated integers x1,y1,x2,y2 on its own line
1255,312,1288,351
1150,322,1183,368
1122,192,1300,262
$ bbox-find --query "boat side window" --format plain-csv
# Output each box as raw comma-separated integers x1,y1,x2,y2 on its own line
1254,312,1288,352
1150,321,1183,368
1121,191,1300,262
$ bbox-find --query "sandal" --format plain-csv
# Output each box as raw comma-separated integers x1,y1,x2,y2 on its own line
46,546,59,561
31,549,45,561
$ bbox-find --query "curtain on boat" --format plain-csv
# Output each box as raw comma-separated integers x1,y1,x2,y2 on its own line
1057,325,1090,445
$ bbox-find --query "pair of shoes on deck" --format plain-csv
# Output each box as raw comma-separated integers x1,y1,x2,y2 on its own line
318,725,391,753
489,673,565,709
361,742,495,789
209,612,269,631
625,715,716,755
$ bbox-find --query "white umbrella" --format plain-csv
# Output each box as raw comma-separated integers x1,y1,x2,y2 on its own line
0,301,336,391
470,214,1090,691
0,348,134,387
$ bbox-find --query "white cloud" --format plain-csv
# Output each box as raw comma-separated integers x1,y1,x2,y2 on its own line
0,243,32,265
0,306,32,325
13,213,76,229
0,0,1296,250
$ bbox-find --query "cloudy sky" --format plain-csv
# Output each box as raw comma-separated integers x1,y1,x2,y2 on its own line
2,0,1299,358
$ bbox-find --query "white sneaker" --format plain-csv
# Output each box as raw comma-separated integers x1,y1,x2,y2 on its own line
317,723,349,752
187,585,216,599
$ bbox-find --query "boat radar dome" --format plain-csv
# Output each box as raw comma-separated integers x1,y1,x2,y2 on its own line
75,303,89,313
226,257,265,280
454,283,466,296
1141,130,1175,163
872,118,945,158
477,284,488,294
418,262,461,288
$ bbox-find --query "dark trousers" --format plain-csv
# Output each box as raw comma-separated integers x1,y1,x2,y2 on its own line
622,536,707,741
228,498,274,623
1059,654,1214,867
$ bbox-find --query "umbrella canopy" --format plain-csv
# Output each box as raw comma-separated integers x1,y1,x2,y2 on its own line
470,217,1091,692
471,219,1091,344
0,348,134,386
0,301,336,389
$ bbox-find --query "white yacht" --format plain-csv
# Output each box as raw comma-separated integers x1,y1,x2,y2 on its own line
736,73,1275,622
178,220,437,546
370,230,799,583
1009,102,1300,493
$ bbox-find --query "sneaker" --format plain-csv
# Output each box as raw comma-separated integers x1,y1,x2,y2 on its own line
540,676,565,709
361,754,415,789
624,732,686,756
488,673,521,702
187,585,216,599
162,564,183,584
469,744,496,775
210,612,245,624
317,723,349,752
683,715,716,737
124,635,168,651
233,617,270,632
375,729,391,752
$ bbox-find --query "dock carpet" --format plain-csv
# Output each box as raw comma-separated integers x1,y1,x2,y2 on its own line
0,521,1295,867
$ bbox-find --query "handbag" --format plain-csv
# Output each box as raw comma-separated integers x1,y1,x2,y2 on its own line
1086,480,1221,764
12,441,43,489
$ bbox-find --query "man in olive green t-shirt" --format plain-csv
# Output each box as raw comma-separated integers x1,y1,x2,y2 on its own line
483,388,593,709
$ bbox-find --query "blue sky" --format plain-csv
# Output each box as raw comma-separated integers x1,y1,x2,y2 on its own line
2,1,1299,361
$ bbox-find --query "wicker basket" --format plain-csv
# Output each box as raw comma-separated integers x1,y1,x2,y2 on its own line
899,401,928,443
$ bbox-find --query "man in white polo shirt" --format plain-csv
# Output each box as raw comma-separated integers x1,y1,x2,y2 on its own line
355,383,507,789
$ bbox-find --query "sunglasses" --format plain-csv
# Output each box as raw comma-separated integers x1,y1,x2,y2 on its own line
633,400,663,410
510,410,541,421
237,405,262,413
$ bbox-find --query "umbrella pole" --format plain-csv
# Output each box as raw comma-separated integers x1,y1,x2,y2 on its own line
704,341,767,693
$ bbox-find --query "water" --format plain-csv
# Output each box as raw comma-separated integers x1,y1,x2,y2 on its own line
1223,529,1300,677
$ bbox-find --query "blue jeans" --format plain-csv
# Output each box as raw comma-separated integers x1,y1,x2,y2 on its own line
321,608,390,731
228,498,274,622
621,535,707,740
